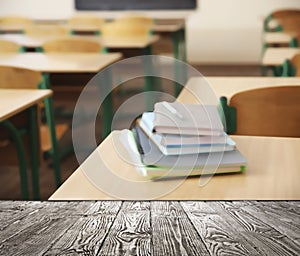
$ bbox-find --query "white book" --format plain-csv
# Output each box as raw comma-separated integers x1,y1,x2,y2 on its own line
153,102,224,136
138,120,236,155
132,127,247,179
139,112,227,146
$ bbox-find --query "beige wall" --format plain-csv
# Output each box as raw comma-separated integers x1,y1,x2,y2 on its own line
187,0,300,64
1,0,300,64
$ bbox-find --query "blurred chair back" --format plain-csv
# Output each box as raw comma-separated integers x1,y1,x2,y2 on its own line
223,86,300,137
264,9,300,32
0,40,23,52
0,66,42,89
282,53,300,77
276,16,300,33
101,22,151,38
24,25,69,37
115,15,153,27
0,16,32,25
42,38,104,53
272,9,300,19
67,15,104,27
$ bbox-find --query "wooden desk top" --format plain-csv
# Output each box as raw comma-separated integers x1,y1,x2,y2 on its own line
0,34,160,49
50,76,300,200
262,47,300,66
0,89,52,121
1,201,298,255
0,21,184,33
177,76,300,104
0,52,122,73
50,131,300,200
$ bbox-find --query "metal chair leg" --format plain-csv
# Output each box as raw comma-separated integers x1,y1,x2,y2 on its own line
0,120,29,199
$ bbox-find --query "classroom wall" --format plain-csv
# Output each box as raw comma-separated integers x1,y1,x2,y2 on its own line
187,0,300,64
1,0,300,64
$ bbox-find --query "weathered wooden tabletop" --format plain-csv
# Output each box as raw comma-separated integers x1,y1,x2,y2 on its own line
0,201,299,255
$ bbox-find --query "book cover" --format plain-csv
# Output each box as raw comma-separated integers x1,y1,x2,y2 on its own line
153,102,224,136
134,125,247,168
138,120,236,155
139,112,227,146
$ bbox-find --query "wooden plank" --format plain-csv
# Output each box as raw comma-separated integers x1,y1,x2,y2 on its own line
236,201,300,245
44,201,122,255
151,201,209,255
0,202,49,236
181,201,260,255
210,202,300,255
98,201,152,256
0,202,93,255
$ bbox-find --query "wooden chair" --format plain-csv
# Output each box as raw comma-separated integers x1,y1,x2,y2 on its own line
101,22,151,38
220,86,300,137
67,15,105,35
114,15,153,27
24,25,69,37
276,16,300,33
0,39,24,52
0,16,33,33
42,38,104,53
0,66,63,197
264,9,300,32
0,16,32,25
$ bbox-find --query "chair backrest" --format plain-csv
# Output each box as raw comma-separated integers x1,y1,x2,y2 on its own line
228,86,300,137
0,16,33,25
271,9,300,19
24,25,69,37
264,10,300,32
276,16,300,33
114,15,153,27
67,16,105,27
290,53,300,76
0,40,22,52
42,38,104,53
101,22,151,38
0,66,42,89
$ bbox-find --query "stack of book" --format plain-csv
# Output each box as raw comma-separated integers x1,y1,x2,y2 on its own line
132,101,247,179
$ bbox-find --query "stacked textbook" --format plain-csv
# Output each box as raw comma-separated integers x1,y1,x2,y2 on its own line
132,101,247,179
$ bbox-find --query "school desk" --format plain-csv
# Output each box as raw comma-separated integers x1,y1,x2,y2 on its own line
0,89,52,199
0,52,122,137
49,76,300,200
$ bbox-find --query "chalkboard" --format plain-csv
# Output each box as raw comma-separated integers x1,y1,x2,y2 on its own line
75,0,197,11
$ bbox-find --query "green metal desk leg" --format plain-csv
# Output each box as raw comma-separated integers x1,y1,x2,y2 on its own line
0,121,29,199
40,74,62,188
143,45,156,111
172,28,187,96
44,96,62,188
102,69,114,139
28,105,40,200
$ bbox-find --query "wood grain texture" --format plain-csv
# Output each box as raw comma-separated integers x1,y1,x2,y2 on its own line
45,201,122,255
181,201,260,255
209,201,300,256
151,201,209,255
0,201,299,256
0,202,93,256
98,201,152,256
